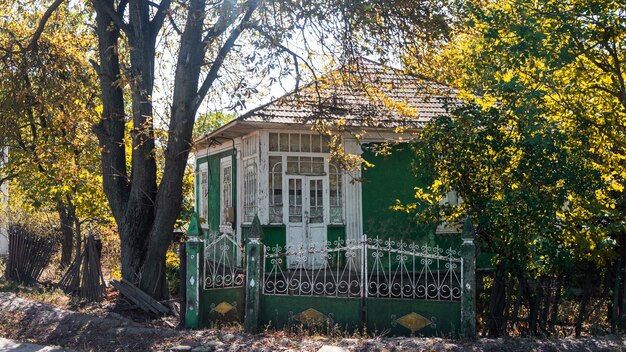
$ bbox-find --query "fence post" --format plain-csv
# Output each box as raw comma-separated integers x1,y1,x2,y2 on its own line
244,215,263,333
461,216,477,338
185,213,204,329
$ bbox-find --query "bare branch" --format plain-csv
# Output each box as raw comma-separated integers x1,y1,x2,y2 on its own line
26,0,66,51
202,0,237,45
166,11,183,35
193,0,259,111
91,0,129,33
251,24,319,95
150,0,172,40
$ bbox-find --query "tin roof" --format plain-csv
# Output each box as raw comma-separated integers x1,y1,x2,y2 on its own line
195,59,459,149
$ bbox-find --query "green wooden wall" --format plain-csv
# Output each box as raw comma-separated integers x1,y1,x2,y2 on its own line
196,149,237,236
361,144,459,250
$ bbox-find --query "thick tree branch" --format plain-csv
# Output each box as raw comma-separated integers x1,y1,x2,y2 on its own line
202,0,237,45
150,0,172,40
26,0,66,51
92,0,129,33
193,0,259,111
250,24,319,94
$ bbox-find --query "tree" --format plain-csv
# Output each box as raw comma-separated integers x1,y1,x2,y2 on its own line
193,111,235,140
27,0,451,298
401,0,626,335
0,3,109,267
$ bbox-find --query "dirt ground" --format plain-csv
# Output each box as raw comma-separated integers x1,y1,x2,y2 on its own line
0,291,625,352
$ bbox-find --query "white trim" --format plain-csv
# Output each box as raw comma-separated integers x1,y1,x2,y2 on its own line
343,135,363,244
196,137,243,158
197,163,209,230
219,156,233,226
258,131,269,223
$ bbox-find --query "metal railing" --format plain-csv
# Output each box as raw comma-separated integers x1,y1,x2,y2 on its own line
263,235,463,301
203,232,244,289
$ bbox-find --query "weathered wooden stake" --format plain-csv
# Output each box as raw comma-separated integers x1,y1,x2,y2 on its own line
461,216,477,338
244,215,263,333
185,213,204,329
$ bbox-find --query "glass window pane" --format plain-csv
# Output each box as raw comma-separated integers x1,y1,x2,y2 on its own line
287,156,298,173
311,134,321,153
300,157,312,174
329,163,343,223
321,135,331,153
269,133,278,151
289,133,300,152
269,156,281,171
312,157,324,174
301,134,311,152
279,133,289,152
288,179,302,222
309,179,323,223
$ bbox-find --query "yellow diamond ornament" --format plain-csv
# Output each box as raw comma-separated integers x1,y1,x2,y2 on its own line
214,302,234,315
294,308,327,326
396,312,431,332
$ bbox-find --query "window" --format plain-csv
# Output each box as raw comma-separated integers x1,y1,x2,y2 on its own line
329,163,343,223
198,164,208,225
242,135,258,223
286,156,325,175
267,132,343,225
269,133,330,153
242,159,258,223
269,156,283,223
220,159,232,225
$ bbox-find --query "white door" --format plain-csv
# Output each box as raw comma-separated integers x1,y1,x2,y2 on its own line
286,175,327,268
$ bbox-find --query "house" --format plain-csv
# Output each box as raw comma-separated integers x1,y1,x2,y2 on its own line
188,60,473,335
193,59,462,255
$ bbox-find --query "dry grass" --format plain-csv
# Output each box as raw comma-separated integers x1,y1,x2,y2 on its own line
0,281,70,309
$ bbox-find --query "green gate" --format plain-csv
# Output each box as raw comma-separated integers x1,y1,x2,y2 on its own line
260,236,463,336
188,217,476,336
199,232,245,326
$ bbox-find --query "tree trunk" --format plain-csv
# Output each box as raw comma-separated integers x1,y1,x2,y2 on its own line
549,275,563,334
136,0,207,298
56,199,73,268
486,264,507,337
576,263,594,337
528,276,542,336
66,196,81,258
92,0,257,300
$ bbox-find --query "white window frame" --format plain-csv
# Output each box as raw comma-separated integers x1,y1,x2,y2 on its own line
197,163,209,229
220,157,233,226
241,134,259,224
266,131,344,225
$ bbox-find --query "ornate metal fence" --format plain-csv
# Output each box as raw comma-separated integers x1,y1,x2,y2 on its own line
263,235,462,301
263,237,363,296
203,233,244,289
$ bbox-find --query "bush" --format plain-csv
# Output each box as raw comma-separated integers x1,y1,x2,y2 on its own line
166,250,180,297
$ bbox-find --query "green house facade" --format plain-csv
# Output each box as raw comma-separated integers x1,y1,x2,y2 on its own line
189,60,475,335
194,61,462,252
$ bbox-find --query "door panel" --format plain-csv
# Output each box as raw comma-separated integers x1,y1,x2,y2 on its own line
286,176,327,268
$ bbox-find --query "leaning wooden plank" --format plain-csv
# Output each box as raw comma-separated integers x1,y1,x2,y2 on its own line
120,279,170,315
110,280,158,314
111,279,170,315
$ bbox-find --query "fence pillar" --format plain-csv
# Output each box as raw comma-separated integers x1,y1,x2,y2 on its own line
185,213,204,329
461,216,477,338
244,215,263,333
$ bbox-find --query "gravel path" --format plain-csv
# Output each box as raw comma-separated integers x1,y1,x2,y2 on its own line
0,292,625,351
0,337,68,351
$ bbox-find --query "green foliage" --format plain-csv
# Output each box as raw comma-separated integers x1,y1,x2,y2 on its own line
165,250,180,296
0,3,110,230
402,0,626,277
193,112,236,140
